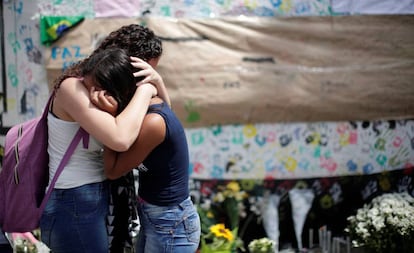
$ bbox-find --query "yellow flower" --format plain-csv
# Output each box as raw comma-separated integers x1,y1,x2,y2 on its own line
227,181,241,192
210,224,234,242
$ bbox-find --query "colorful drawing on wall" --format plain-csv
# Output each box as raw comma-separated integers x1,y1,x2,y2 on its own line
2,1,413,185
90,0,332,18
187,120,414,179
37,0,95,18
332,0,414,15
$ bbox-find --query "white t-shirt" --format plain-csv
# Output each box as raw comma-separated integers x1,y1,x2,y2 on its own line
47,113,105,189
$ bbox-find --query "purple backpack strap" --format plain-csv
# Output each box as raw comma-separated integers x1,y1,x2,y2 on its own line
39,127,89,210
42,91,55,119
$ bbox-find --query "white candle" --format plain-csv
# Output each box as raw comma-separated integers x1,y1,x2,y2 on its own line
309,228,313,248
346,236,351,253
327,231,331,253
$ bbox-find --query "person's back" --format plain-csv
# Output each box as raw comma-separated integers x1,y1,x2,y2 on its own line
136,100,200,253
138,102,190,206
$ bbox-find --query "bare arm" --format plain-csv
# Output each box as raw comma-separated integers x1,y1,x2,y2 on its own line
55,77,156,151
104,112,166,179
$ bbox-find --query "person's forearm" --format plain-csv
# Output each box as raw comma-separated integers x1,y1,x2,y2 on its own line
103,147,118,179
62,78,156,152
156,78,171,107
110,85,153,151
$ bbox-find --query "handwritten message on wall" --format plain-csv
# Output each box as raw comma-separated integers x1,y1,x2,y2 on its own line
187,120,414,179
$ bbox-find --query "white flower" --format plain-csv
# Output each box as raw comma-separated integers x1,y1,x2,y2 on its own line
248,237,276,253
214,192,225,203
346,192,414,253
200,199,212,210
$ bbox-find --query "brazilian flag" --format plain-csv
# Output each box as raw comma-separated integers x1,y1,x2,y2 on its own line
40,16,84,46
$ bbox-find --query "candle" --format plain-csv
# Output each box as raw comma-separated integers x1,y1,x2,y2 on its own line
327,231,331,253
346,236,351,253
309,228,313,248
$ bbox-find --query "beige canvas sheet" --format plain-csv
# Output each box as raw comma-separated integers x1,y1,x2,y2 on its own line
45,15,414,128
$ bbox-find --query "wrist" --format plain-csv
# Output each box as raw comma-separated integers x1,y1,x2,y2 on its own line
137,83,157,97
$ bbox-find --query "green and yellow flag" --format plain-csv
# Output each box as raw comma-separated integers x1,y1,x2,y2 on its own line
40,16,84,46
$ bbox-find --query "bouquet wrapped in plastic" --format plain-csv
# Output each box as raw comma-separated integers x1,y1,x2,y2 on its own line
5,230,50,253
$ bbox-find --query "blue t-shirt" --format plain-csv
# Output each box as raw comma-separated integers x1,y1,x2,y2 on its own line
137,103,189,206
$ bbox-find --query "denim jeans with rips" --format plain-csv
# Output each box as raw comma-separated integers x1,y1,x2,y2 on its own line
136,196,201,253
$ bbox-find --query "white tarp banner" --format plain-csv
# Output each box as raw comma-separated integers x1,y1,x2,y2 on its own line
45,16,414,128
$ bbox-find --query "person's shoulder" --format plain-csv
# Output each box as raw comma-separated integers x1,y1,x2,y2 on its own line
145,113,165,127
59,76,80,87
58,77,83,92
61,76,81,84
55,77,87,106
143,113,166,138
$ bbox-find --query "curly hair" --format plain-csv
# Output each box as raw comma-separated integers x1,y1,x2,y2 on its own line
93,24,162,61
52,24,162,92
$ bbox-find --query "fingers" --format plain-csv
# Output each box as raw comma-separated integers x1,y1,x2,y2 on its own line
89,86,99,105
103,95,118,109
130,56,148,66
133,68,151,78
98,91,113,108
134,68,162,86
94,90,107,106
130,57,153,71
89,86,119,115
131,61,151,71
130,56,143,62
129,56,162,88
90,89,110,107
134,69,151,83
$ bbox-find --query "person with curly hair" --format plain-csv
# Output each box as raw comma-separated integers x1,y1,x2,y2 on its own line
92,47,201,253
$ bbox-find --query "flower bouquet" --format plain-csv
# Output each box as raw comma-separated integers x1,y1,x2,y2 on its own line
5,230,50,253
197,181,248,252
200,223,244,253
345,191,414,253
248,237,276,253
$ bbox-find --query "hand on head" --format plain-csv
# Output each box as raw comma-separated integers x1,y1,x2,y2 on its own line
130,56,170,106
131,57,162,88
90,82,157,115
89,86,119,116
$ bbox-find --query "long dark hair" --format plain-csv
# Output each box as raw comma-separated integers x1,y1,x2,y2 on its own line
81,48,142,114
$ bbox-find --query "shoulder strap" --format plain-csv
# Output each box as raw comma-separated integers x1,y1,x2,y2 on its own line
39,127,89,210
42,91,55,119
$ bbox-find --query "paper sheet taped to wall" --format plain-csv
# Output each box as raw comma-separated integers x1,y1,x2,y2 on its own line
44,16,414,128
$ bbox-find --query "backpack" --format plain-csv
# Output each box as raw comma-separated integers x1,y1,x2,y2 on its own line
0,92,89,232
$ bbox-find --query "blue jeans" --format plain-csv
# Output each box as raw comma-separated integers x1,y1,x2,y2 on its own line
136,197,201,253
40,181,110,253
